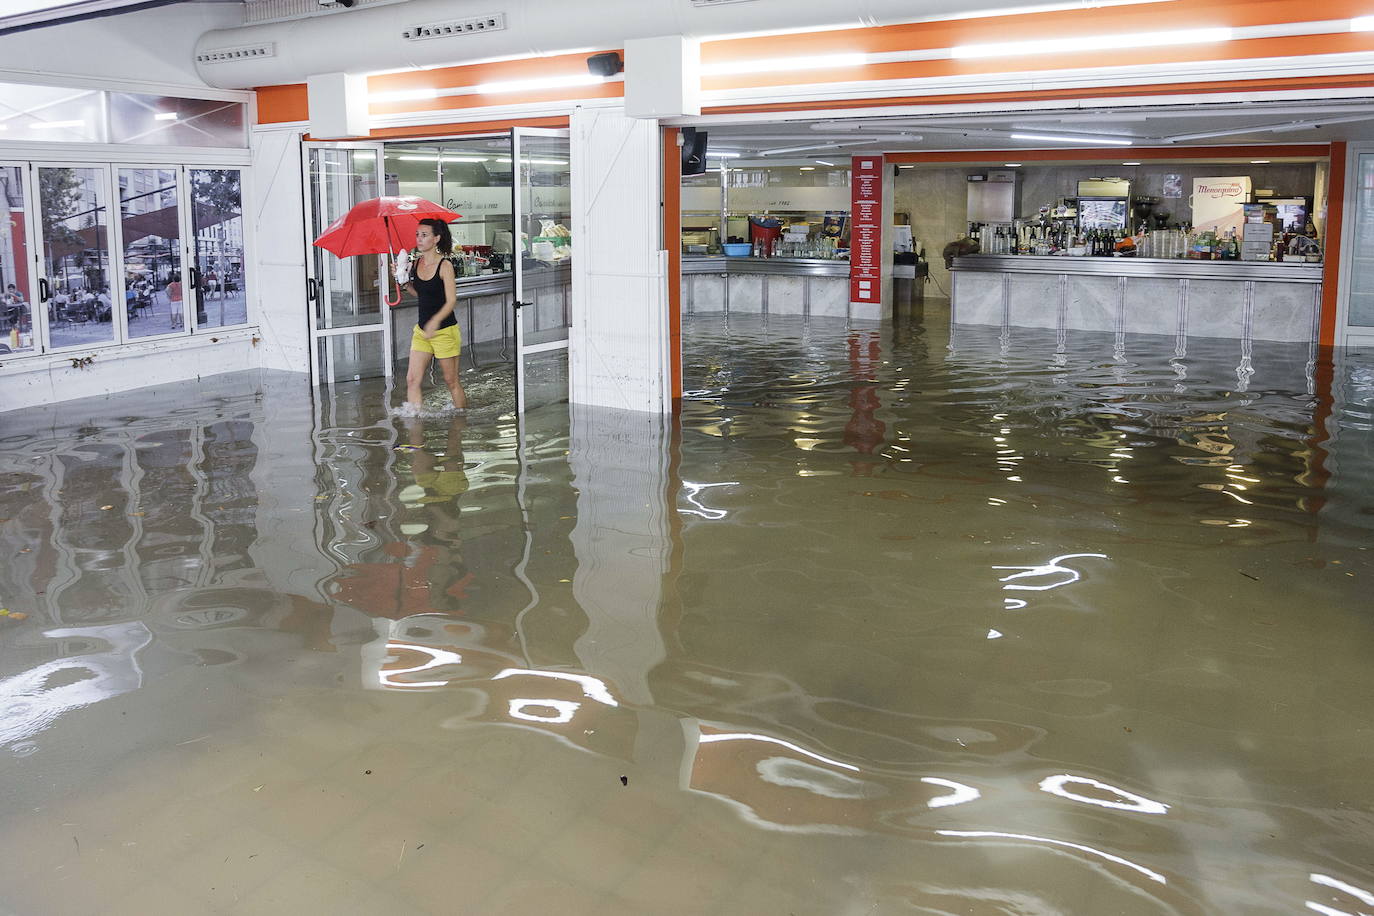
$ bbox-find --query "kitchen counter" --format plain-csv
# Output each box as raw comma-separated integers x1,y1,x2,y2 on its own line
950,254,1323,344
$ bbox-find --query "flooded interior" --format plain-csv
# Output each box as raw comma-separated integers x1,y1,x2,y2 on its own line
1,300,1373,915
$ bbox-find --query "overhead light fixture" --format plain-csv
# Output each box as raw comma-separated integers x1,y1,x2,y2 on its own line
472,73,605,94
897,164,914,168
702,52,868,76
1352,15,1374,30
1004,162,1022,167
1251,159,1271,163
1010,132,1133,146
445,156,488,163
370,87,440,104
29,120,84,130
397,154,438,161
706,151,740,158
799,166,816,170
952,26,1232,59
814,159,836,166
758,141,848,157
1122,161,1142,165
153,112,178,121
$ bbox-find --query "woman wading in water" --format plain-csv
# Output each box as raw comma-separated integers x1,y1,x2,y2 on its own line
400,218,467,416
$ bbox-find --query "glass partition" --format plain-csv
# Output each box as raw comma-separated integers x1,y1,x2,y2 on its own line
118,167,183,339
0,82,104,143
0,166,35,353
109,94,247,148
1348,153,1374,328
39,166,113,349
189,168,247,330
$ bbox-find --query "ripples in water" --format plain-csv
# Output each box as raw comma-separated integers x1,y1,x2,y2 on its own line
0,308,1370,914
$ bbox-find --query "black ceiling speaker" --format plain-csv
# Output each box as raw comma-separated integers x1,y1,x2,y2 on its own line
681,127,708,176
586,52,624,77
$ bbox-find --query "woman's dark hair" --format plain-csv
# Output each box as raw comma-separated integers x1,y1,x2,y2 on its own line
418,218,453,255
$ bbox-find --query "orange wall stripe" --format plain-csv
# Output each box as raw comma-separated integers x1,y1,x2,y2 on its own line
1320,141,1346,348
701,34,1374,93
300,116,570,142
663,127,683,401
887,145,1330,164
368,50,624,117
256,84,308,124
701,0,1374,63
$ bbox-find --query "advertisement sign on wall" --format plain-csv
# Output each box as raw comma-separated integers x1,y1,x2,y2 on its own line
850,156,882,305
1191,176,1252,234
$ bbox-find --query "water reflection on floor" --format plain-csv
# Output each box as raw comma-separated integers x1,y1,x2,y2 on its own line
1,306,1372,914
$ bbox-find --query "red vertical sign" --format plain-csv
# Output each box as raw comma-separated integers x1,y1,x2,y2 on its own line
849,155,882,304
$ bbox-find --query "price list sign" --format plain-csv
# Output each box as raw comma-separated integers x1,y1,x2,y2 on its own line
850,156,882,304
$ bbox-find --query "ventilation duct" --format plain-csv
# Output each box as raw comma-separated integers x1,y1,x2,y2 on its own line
194,0,1104,89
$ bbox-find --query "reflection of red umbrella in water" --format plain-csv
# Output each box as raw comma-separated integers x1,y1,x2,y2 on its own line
312,196,461,306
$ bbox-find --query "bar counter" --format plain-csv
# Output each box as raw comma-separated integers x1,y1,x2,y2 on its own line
951,255,1323,343
683,255,873,319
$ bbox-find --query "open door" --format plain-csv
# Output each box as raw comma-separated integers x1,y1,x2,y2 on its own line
511,127,572,414
302,141,392,385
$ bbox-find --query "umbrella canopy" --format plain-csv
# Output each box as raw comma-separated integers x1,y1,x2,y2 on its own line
312,196,461,258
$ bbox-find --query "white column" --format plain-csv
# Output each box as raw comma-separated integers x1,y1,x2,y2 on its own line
248,126,310,373
569,106,671,413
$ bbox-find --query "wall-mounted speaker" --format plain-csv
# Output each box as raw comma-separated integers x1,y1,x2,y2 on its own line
681,127,708,176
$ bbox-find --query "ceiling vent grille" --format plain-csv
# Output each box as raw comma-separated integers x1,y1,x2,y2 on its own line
403,13,506,41
197,43,277,65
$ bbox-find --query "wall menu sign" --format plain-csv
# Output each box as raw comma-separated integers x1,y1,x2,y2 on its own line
850,156,882,304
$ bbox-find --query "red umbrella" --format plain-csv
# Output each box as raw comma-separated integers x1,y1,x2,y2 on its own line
313,196,461,258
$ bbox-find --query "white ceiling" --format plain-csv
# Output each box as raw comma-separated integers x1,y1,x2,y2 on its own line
696,99,1374,165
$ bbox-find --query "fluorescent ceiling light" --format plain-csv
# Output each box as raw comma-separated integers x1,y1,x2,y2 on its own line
397,155,438,161
153,112,178,121
952,26,1232,59
370,88,440,103
472,74,604,94
445,156,488,163
706,151,740,158
1122,161,1142,165
815,159,836,166
897,164,914,168
1004,162,1022,166
28,119,84,130
759,142,848,156
702,53,868,76
1352,15,1374,30
1251,159,1271,163
799,166,816,170
1010,132,1133,146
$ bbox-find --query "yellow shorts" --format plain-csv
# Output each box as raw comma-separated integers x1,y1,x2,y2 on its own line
411,324,461,359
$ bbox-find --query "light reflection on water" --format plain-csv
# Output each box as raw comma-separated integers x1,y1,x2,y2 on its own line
0,312,1371,913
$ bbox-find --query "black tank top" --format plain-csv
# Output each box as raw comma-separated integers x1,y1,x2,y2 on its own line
413,257,455,329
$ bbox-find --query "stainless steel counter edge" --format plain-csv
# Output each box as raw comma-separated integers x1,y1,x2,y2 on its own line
951,255,1324,283
683,256,850,278
443,263,571,299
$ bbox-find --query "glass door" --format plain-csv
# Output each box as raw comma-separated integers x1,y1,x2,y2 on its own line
302,141,391,385
511,127,571,414
115,165,187,339
36,163,115,351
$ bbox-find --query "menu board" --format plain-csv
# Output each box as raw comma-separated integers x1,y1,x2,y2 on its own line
850,156,883,304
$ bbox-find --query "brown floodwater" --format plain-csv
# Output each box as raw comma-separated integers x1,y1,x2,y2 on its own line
1,304,1372,915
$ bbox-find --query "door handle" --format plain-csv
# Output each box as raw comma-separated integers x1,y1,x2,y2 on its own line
306,277,319,301
38,278,50,303
514,300,531,310
188,267,200,290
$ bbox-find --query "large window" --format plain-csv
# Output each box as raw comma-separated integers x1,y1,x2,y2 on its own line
0,161,250,358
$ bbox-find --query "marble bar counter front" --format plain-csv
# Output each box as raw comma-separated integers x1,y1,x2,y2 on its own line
390,263,570,363
950,255,1324,343
683,256,880,321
